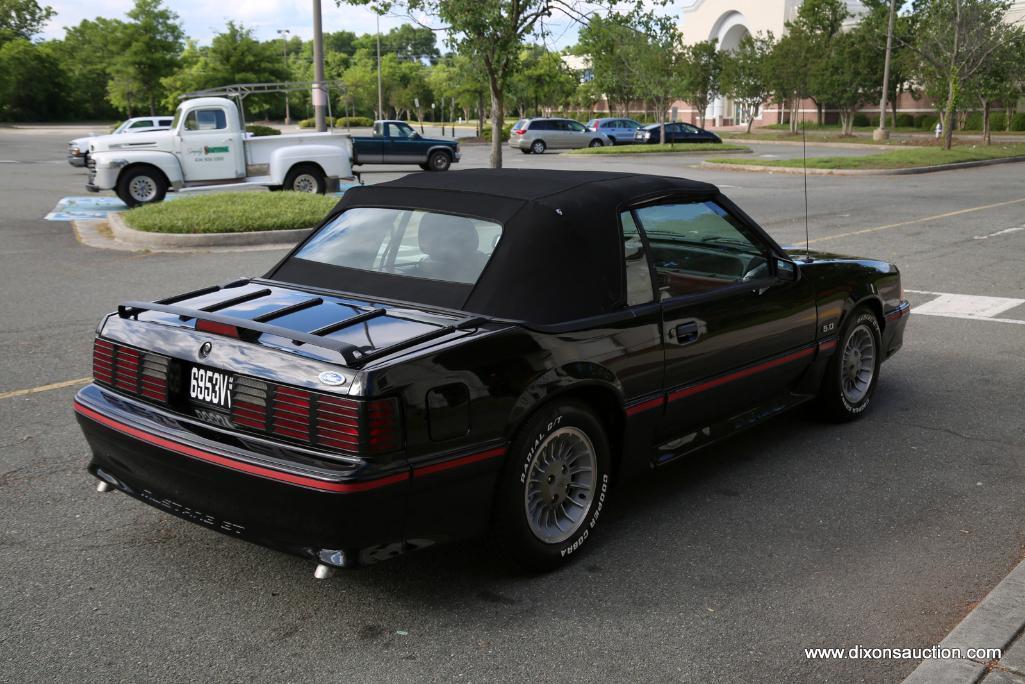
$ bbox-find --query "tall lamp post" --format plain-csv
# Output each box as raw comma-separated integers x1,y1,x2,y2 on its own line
312,0,327,132
873,0,898,141
276,29,291,125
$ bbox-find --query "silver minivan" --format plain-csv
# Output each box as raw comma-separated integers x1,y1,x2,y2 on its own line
508,118,610,154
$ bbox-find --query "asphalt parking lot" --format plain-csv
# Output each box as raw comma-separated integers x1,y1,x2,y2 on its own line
2,127,1023,682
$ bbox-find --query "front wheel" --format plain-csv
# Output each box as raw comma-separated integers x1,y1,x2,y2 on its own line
283,163,326,193
426,150,451,171
816,307,882,421
588,139,604,148
116,166,167,207
494,401,611,571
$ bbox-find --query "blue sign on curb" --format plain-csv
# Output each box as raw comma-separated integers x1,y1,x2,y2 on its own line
45,184,356,222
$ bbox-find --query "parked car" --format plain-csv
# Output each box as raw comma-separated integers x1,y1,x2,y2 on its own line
67,116,174,167
635,122,722,145
509,118,609,153
74,169,909,576
585,117,643,145
86,97,352,206
351,120,460,171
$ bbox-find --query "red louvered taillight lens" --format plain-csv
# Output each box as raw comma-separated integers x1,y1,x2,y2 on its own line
224,376,401,456
92,338,169,404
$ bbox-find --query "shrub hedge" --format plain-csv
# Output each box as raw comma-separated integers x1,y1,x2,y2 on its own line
245,124,280,137
297,116,375,129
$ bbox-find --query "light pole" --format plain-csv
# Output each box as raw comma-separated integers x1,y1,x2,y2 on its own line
277,29,291,125
376,13,384,120
873,0,898,141
312,0,327,132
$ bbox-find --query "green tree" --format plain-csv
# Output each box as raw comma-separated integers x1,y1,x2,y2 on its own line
50,17,124,119
679,39,722,129
906,0,1013,149
812,25,883,134
720,32,775,133
0,0,53,44
576,15,643,116
107,0,183,115
342,0,619,168
0,38,63,120
508,46,577,116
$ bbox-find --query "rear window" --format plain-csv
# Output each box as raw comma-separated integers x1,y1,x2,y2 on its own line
512,120,526,131
295,208,502,285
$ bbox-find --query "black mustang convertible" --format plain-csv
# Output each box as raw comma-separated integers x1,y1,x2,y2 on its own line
75,170,909,574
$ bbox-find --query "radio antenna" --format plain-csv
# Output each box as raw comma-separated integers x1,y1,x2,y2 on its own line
802,116,810,258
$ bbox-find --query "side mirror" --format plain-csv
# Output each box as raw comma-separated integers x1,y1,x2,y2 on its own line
775,257,800,282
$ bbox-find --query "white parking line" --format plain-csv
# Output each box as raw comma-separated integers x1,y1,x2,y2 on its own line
974,225,1024,240
906,290,1025,325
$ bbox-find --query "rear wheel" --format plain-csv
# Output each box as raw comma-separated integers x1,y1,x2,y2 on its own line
418,163,430,171
427,150,451,171
494,401,610,571
116,166,167,207
283,163,326,194
816,307,882,421
530,139,547,154
588,139,604,148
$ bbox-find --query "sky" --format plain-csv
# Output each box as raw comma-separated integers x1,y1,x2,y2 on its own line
40,0,694,50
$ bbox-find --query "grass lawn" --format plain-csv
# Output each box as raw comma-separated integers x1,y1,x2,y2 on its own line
124,192,337,234
568,142,750,155
707,143,1025,170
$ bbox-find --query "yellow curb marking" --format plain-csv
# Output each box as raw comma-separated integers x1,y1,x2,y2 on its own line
0,377,92,401
808,197,1025,245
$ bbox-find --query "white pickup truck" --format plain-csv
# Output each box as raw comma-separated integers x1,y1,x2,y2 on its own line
87,97,353,206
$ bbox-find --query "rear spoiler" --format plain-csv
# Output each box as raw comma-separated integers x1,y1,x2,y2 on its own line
116,284,487,368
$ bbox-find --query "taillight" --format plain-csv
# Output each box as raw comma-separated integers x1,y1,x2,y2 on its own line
93,338,169,403
513,129,526,135
227,377,401,456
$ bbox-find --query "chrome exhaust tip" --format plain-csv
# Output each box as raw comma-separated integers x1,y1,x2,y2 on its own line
96,480,113,493
313,563,336,580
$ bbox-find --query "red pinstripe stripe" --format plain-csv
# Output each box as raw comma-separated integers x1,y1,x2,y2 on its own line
414,447,507,477
74,402,408,494
625,396,665,416
667,346,817,403
818,338,838,352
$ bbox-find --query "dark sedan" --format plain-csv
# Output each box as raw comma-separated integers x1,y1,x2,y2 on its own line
635,122,721,144
74,170,908,577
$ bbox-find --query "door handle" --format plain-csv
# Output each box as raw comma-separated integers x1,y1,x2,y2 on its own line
671,321,701,345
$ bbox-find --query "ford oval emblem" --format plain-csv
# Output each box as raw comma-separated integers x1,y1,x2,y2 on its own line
318,371,346,386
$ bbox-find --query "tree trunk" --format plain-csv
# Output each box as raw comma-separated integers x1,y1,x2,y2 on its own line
982,98,991,144
488,76,504,169
942,2,960,151
149,97,156,116
477,93,484,137
891,98,898,129
746,105,755,134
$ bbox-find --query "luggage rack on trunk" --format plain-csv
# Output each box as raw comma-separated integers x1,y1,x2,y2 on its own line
116,283,487,368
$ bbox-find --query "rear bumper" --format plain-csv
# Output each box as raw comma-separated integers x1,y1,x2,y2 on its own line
74,384,410,567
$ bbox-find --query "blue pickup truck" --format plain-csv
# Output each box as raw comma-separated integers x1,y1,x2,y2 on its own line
351,120,461,172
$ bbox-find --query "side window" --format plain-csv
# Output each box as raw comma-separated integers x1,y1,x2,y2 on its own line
158,119,173,127
681,124,700,135
129,120,153,129
184,109,227,132
567,121,587,132
530,120,550,131
388,122,414,138
620,211,654,306
632,202,768,299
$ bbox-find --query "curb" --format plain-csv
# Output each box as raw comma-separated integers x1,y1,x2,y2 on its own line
721,137,890,150
567,147,752,158
107,211,312,248
700,155,1025,176
903,556,1025,683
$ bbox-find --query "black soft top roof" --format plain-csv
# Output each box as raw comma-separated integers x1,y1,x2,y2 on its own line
271,170,722,324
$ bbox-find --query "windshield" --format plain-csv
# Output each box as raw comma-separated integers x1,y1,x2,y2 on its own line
112,121,131,134
171,105,184,131
294,208,502,285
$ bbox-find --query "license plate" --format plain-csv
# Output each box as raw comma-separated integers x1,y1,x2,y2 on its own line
188,366,234,410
